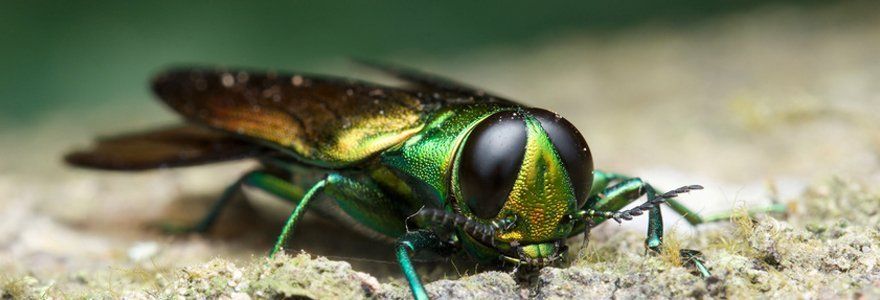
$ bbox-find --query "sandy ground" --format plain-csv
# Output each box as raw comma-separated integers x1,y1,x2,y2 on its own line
2,2,880,298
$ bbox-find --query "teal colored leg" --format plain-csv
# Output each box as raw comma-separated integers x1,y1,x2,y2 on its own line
586,178,667,246
182,170,303,233
569,177,654,238
591,178,649,214
242,170,306,204
701,203,788,223
643,188,712,277
268,173,408,256
187,170,261,233
585,170,627,203
270,176,328,256
580,175,713,277
680,249,711,277
587,170,784,226
587,170,711,225
396,230,454,300
568,170,621,236
660,190,786,225
589,170,627,193
645,187,663,250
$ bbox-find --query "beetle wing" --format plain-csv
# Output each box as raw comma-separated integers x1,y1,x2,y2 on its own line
152,68,439,167
65,125,268,171
354,59,520,105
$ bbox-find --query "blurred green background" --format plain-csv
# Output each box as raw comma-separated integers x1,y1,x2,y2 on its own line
0,0,823,127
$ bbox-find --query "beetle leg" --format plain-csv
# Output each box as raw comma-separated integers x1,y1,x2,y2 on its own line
585,170,786,225
580,179,670,249
586,170,712,224
395,230,453,300
269,173,409,256
646,200,711,277
270,175,329,256
569,177,650,236
165,169,289,234
577,176,713,277
645,191,663,250
657,185,784,225
579,171,785,277
699,204,788,223
587,170,629,197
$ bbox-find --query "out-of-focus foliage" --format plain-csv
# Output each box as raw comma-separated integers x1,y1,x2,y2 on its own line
0,0,821,124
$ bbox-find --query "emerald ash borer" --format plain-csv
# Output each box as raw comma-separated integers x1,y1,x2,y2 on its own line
66,61,784,299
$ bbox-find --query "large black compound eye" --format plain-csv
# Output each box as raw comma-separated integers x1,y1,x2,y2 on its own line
530,108,594,208
458,111,527,219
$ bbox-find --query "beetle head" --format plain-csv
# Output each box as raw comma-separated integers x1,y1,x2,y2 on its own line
446,108,593,266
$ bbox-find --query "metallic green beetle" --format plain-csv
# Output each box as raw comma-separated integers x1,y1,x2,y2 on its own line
66,62,783,299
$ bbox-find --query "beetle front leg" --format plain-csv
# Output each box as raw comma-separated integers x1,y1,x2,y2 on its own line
396,230,454,300
645,200,711,277
580,177,673,249
585,170,785,225
577,176,712,277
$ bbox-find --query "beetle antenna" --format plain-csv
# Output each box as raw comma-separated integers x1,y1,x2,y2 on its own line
576,185,703,223
416,208,497,245
404,206,427,233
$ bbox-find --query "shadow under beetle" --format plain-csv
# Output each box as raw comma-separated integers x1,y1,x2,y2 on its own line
65,61,785,299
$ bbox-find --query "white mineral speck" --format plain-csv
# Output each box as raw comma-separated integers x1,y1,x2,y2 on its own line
221,73,235,87
127,241,159,262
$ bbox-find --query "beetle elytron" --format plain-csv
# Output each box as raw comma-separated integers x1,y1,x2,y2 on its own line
66,61,773,299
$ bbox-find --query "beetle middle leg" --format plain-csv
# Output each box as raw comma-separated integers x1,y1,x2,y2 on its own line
270,172,408,256
267,173,451,300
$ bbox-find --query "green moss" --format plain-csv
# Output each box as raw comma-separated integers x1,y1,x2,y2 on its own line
536,178,880,299
151,253,383,299
1,276,39,300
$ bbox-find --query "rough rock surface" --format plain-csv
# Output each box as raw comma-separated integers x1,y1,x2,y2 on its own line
4,180,879,299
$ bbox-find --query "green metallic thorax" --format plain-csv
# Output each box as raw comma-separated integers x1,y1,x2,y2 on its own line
377,103,513,212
